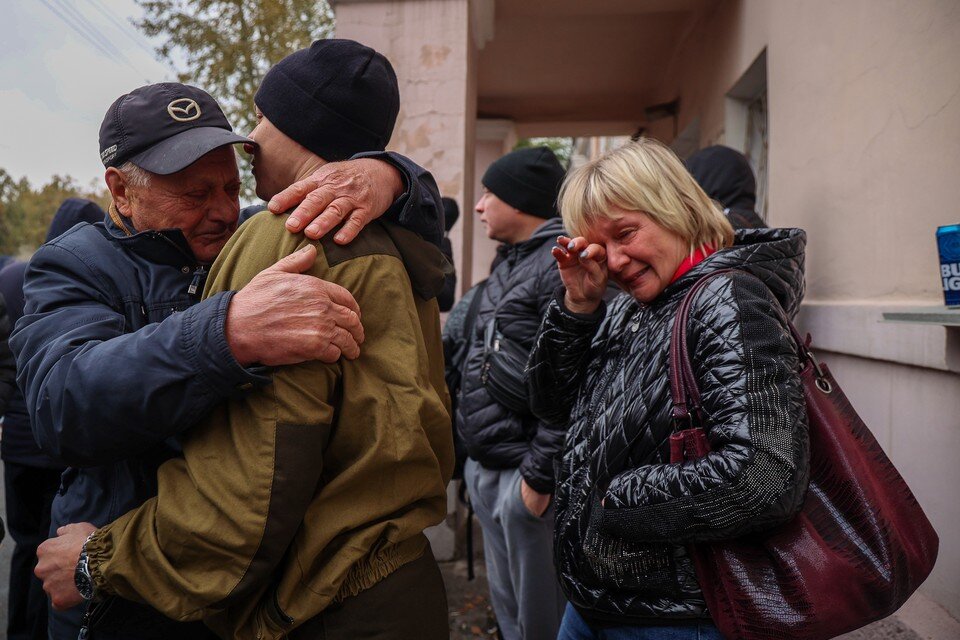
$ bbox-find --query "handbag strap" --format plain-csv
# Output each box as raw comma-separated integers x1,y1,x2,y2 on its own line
669,269,735,424
669,270,821,430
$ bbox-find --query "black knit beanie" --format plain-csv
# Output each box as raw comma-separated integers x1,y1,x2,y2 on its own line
255,39,400,161
441,197,459,231
481,147,565,219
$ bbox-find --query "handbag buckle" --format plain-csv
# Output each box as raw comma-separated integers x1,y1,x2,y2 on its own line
805,348,833,394
672,411,694,431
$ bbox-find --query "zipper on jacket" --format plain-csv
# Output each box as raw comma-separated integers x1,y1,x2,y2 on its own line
188,266,206,296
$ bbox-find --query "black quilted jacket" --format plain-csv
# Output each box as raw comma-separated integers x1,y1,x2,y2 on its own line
456,217,565,493
528,227,810,624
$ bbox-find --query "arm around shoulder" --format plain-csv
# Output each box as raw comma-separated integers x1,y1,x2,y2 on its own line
11,241,265,466
85,226,339,619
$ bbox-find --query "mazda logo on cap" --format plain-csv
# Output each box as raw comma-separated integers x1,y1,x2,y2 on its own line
167,98,202,122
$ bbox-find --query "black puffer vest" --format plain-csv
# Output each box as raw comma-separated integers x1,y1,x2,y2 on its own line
528,228,810,624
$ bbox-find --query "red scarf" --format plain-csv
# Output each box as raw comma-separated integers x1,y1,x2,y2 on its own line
670,245,715,283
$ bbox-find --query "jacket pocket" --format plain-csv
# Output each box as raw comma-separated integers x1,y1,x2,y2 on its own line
581,492,678,596
514,471,552,521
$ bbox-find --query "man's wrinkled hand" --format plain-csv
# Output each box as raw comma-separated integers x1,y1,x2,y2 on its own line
227,245,364,366
36,522,97,611
520,478,552,518
268,158,404,244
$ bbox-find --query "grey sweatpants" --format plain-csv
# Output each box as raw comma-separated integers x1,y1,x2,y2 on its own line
464,458,567,640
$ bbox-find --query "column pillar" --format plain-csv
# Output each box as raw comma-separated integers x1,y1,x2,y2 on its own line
334,0,480,295
471,119,516,284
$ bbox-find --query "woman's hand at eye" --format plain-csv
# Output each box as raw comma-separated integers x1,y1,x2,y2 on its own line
552,235,608,315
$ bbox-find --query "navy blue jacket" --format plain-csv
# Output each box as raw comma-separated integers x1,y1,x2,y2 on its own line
10,151,442,537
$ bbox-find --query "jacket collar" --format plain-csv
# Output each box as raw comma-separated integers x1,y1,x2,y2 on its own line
105,204,203,268
507,217,565,262
659,227,806,317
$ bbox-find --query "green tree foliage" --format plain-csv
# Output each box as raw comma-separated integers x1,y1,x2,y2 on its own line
515,137,574,168
135,0,335,199
0,169,110,258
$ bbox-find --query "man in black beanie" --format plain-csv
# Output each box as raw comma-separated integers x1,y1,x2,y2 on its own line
455,146,568,640
438,196,459,311
686,145,767,230
34,39,452,640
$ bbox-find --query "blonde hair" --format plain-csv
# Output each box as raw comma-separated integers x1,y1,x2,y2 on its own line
559,138,734,253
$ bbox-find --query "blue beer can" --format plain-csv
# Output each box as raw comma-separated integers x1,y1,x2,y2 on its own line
937,224,960,307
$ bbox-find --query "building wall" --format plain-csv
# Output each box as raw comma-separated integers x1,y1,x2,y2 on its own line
768,0,960,301
654,0,960,300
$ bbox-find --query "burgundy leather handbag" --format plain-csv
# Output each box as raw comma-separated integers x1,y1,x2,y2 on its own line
668,271,939,640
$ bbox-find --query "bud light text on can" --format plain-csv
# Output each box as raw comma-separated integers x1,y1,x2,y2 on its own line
937,224,960,307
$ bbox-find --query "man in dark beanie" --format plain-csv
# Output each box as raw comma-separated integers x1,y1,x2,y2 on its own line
35,39,452,640
686,145,767,230
438,196,459,311
455,146,568,640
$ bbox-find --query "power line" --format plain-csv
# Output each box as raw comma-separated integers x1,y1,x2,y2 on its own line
51,0,127,60
39,0,153,83
39,0,115,59
85,0,160,60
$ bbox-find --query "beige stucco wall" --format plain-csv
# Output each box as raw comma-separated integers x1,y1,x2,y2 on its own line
769,0,960,302
653,0,771,146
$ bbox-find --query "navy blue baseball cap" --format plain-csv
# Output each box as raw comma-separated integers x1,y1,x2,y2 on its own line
98,82,251,175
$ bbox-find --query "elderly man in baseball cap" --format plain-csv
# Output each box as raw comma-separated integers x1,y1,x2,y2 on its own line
16,72,444,639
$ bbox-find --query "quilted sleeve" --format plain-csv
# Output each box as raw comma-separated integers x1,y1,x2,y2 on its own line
601,272,810,542
528,287,606,428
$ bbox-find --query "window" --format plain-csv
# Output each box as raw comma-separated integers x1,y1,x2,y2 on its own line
725,49,768,220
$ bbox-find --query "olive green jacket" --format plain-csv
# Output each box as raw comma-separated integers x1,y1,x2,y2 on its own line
85,212,454,639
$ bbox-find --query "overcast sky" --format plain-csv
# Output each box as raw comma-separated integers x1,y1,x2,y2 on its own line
1,0,175,189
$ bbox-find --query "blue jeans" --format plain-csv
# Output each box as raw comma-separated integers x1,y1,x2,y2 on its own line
557,604,724,640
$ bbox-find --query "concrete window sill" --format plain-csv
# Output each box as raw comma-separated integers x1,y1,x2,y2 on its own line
796,301,960,373
881,306,960,326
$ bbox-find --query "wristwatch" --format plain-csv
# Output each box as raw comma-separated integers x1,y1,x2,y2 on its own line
74,535,97,601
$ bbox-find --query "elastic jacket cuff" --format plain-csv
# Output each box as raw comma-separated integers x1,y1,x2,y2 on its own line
84,527,114,596
520,468,554,494
553,286,607,324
